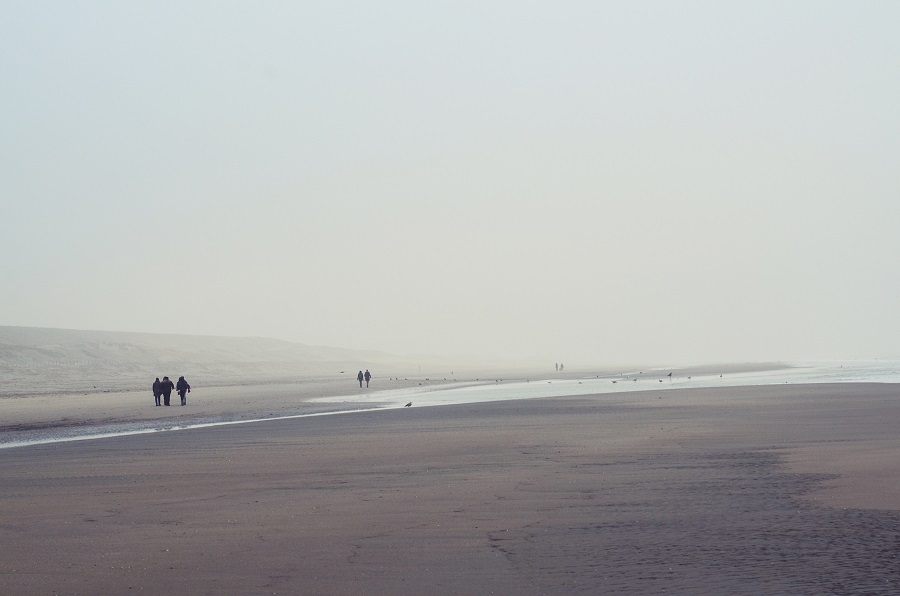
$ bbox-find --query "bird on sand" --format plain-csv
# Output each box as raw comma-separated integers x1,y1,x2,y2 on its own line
405,402,412,407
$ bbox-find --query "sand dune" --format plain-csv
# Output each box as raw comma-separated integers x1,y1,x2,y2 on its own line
0,326,423,397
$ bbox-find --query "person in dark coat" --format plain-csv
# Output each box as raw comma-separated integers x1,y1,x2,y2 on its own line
364,369,371,388
161,376,175,406
152,377,162,406
357,371,364,388
176,376,191,406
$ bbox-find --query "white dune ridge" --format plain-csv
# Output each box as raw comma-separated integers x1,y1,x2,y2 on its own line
0,325,416,397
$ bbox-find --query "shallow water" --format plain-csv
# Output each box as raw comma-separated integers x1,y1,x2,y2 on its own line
2,361,897,449
313,360,900,408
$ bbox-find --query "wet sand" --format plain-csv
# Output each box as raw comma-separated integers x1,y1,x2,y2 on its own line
2,383,899,594
0,375,455,445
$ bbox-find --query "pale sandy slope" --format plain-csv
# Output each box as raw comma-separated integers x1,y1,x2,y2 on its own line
0,325,466,397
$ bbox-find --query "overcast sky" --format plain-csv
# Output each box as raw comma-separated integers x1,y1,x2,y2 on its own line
2,1,898,366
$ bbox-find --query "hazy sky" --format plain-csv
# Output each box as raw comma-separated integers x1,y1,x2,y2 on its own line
2,1,898,366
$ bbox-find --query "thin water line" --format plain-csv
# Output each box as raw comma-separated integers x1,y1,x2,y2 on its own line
0,406,387,450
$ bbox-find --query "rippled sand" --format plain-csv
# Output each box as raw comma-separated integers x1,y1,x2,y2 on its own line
1,383,899,594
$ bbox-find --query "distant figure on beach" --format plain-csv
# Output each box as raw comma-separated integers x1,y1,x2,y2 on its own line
364,369,371,388
357,370,364,388
161,376,175,406
152,377,162,406
555,363,558,372
559,363,564,372
176,376,191,406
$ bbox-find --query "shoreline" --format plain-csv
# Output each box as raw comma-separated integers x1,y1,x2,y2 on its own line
0,362,790,438
0,361,795,398
2,360,898,448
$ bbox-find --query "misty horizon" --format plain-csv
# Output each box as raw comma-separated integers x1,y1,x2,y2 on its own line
3,3,898,365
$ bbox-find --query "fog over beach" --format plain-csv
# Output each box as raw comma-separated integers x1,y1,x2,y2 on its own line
2,3,898,366
3,1,900,594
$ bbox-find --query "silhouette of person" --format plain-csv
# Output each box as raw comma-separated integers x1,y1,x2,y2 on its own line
357,371,364,388
559,363,564,372
176,376,191,406
152,377,161,406
555,363,558,372
161,376,175,406
364,369,371,388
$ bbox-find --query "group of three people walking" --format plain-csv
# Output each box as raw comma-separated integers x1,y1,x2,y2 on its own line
152,375,190,406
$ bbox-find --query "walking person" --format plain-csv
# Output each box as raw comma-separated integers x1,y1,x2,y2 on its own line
357,370,364,388
161,376,175,406
176,376,191,406
152,377,162,406
364,369,371,388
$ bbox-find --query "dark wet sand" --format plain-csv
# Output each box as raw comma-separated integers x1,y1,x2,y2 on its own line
2,383,899,594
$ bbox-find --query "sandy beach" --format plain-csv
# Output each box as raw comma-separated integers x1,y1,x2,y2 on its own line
0,375,433,440
2,381,900,594
5,0,899,592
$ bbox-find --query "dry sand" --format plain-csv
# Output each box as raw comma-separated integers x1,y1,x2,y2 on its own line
0,375,459,442
2,382,900,594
